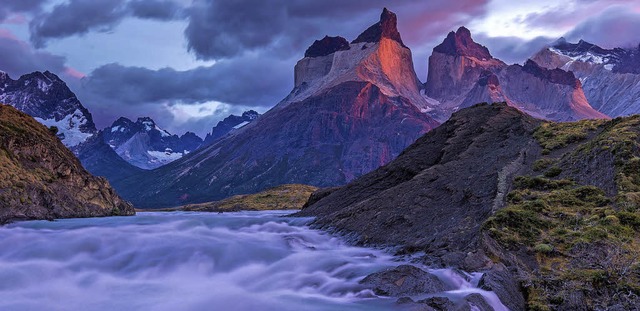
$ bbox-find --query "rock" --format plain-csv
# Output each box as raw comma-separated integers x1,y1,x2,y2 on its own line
478,264,525,311
417,297,455,311
304,36,350,57
460,293,495,311
360,265,449,297
352,8,404,47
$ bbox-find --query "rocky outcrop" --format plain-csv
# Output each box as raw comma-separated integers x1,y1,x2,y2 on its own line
304,36,350,57
425,28,608,121
113,9,439,208
352,8,405,47
531,39,640,117
360,265,450,296
0,105,134,223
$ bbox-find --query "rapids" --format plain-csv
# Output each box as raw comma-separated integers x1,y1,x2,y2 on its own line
0,211,507,310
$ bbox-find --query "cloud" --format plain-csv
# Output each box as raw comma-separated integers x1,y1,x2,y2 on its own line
184,0,490,60
474,34,554,64
0,0,46,21
127,0,184,21
564,6,640,48
30,0,128,47
0,32,68,78
82,56,292,107
28,0,186,47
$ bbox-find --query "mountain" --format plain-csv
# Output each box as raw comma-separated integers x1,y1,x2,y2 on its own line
0,105,134,223
0,70,142,182
0,71,96,148
531,38,640,117
425,27,608,121
103,116,204,169
298,102,640,310
203,110,260,145
114,8,440,208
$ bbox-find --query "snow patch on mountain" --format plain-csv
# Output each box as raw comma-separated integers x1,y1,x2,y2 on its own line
34,109,94,147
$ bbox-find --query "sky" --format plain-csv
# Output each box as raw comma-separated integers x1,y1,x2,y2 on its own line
1,0,639,136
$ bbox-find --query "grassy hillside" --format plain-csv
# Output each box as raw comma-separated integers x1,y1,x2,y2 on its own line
484,115,640,310
180,184,318,212
0,104,134,223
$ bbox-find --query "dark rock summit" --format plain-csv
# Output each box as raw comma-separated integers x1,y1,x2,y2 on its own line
304,36,350,57
433,26,492,60
0,105,134,224
521,59,577,87
352,8,405,47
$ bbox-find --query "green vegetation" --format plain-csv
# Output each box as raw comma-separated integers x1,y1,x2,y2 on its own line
484,115,640,309
180,184,318,212
485,176,640,309
533,119,605,154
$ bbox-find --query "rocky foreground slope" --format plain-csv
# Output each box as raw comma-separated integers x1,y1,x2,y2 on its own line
299,103,640,310
0,105,134,223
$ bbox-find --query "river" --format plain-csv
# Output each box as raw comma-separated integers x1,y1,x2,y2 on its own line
0,211,507,310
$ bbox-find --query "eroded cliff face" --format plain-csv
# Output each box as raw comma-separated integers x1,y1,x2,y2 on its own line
425,28,608,122
0,105,134,223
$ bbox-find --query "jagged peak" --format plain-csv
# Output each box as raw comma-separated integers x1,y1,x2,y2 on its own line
433,26,492,60
304,35,350,58
111,117,134,127
522,59,578,87
351,8,405,47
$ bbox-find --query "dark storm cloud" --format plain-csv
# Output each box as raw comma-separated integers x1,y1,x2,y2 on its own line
30,0,127,47
82,56,292,107
474,35,554,64
184,0,491,60
29,0,186,47
0,35,67,78
564,7,640,48
127,0,184,21
0,0,46,21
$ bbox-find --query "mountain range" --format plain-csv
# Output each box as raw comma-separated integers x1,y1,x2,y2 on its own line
112,8,441,208
1,8,639,209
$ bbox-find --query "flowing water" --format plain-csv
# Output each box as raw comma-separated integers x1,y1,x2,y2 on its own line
0,211,507,310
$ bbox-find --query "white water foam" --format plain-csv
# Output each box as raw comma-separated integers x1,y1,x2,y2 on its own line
0,211,508,310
